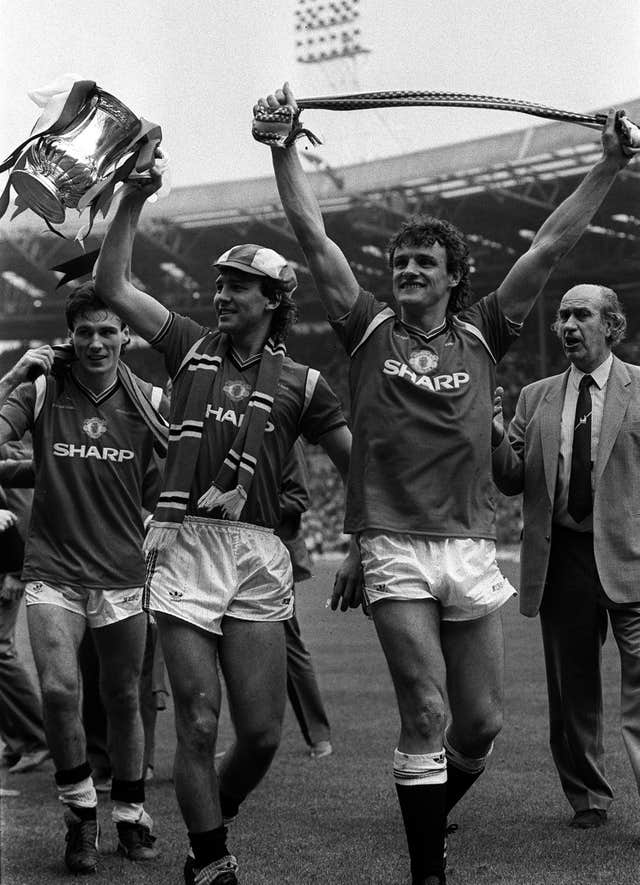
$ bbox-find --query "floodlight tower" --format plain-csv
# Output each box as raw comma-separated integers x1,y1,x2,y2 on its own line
295,0,369,71
294,0,377,165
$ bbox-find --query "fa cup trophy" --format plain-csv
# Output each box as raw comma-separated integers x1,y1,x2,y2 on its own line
0,77,161,233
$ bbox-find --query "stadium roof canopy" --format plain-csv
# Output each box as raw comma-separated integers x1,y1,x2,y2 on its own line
2,97,640,344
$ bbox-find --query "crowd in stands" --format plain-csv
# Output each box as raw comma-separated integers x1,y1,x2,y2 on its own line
301,449,349,556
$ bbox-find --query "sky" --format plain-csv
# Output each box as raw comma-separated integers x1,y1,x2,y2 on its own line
1,0,639,189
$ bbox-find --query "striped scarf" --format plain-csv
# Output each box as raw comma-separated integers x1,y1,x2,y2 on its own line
145,332,286,551
117,362,168,457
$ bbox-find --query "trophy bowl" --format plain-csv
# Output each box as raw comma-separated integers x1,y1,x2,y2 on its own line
10,89,142,224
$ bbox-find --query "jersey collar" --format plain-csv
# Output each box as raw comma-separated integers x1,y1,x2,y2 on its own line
401,316,448,343
229,347,262,371
71,371,120,405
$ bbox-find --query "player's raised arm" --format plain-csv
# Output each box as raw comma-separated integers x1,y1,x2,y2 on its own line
94,168,170,342
254,82,360,318
496,108,633,324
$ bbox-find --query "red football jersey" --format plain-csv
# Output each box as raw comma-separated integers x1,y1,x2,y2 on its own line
331,290,520,538
151,312,347,528
0,374,158,589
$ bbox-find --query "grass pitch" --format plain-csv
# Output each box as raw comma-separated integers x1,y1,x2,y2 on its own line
1,557,638,884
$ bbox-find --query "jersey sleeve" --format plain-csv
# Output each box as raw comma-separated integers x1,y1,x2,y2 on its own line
329,289,394,358
299,371,348,445
458,291,521,362
148,311,212,378
0,383,36,441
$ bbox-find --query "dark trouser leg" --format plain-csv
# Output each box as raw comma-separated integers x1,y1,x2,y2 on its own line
540,527,612,812
0,589,47,756
609,603,640,796
284,601,331,746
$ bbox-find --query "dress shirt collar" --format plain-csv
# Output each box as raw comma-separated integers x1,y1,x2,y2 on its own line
568,352,613,392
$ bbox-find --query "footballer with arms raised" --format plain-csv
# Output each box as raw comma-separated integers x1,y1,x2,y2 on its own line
254,82,633,884
93,168,359,885
0,284,168,874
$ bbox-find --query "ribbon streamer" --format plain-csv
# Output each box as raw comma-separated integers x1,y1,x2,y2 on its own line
51,248,100,288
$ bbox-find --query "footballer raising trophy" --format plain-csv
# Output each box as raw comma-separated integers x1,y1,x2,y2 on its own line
0,75,161,232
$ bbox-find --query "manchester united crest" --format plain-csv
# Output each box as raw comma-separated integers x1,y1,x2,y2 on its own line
82,417,108,440
408,347,439,374
223,380,251,402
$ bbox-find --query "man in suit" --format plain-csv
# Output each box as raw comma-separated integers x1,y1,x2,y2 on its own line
277,441,334,760
492,283,640,829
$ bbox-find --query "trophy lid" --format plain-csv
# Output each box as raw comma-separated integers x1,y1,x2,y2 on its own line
10,169,66,224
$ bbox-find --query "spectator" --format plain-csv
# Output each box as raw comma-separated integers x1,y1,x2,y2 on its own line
278,442,333,759
0,441,49,775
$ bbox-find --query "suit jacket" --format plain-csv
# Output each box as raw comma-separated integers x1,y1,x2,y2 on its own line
492,355,640,616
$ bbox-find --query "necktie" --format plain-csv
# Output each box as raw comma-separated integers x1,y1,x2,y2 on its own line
567,374,593,523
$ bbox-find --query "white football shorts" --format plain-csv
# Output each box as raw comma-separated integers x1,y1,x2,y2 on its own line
359,532,516,621
144,516,294,635
25,580,144,628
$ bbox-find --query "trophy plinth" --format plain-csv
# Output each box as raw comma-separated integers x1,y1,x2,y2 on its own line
10,168,66,224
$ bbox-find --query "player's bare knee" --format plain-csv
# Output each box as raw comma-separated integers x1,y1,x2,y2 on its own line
476,701,503,745
38,665,78,717
452,709,502,756
101,680,140,720
236,719,282,760
175,703,219,757
485,707,503,743
403,694,447,742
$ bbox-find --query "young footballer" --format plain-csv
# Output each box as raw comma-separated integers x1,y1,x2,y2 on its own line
254,83,633,884
94,171,358,885
0,285,168,874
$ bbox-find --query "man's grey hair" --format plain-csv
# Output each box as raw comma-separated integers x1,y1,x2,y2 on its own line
552,284,627,346
598,286,627,345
